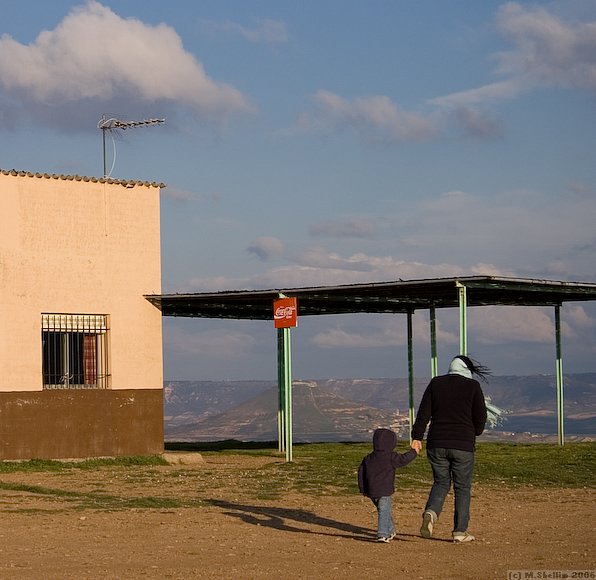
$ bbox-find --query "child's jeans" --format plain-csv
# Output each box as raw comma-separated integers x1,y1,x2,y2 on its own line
371,496,395,539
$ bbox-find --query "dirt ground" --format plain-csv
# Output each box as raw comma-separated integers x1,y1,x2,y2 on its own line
0,454,593,580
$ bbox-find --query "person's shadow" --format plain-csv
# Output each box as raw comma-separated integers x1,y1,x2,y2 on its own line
206,498,421,542
207,498,372,539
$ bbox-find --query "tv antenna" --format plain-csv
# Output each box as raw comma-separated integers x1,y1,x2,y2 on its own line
97,116,165,178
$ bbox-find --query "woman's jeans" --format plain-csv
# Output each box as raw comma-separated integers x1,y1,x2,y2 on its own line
371,496,395,538
425,447,475,533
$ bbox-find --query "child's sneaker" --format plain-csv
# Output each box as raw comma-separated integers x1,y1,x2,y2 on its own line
452,531,475,543
420,510,436,538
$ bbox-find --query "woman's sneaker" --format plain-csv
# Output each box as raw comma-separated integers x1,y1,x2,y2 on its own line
452,531,475,543
420,511,436,538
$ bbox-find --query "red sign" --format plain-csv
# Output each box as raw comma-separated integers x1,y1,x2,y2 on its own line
273,297,298,328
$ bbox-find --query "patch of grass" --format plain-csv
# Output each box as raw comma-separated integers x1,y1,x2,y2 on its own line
474,442,595,487
0,443,593,511
0,480,199,511
282,442,423,495
166,440,279,453
0,455,167,473
186,441,596,496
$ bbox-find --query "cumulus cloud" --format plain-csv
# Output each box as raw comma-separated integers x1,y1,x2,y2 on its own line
470,306,556,345
246,236,285,261
180,246,594,361
301,3,596,142
394,187,596,279
0,1,253,129
299,90,439,143
164,324,258,358
312,326,402,349
188,247,506,293
451,106,504,138
309,217,376,238
496,2,596,92
311,312,455,349
430,80,525,108
187,181,596,294
310,301,594,354
201,18,288,44
162,186,195,202
432,2,596,108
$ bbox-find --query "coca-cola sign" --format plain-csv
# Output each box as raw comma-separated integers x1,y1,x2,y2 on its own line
273,297,298,328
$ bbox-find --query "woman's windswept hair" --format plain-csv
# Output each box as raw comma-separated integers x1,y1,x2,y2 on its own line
456,355,491,382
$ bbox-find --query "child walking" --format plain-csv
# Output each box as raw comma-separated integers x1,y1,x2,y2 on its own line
358,428,419,542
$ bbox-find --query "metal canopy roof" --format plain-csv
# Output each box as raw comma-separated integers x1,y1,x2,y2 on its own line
145,276,596,320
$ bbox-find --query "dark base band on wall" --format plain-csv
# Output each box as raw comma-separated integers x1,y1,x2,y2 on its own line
0,389,164,460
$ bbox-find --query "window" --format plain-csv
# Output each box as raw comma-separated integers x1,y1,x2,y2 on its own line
42,314,109,389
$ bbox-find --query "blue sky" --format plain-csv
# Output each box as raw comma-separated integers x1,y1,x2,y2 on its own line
2,0,596,380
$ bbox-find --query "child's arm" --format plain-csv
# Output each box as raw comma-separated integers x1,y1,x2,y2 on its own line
357,461,367,494
391,448,418,468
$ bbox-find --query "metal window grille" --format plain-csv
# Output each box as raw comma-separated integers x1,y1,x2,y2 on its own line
42,314,109,389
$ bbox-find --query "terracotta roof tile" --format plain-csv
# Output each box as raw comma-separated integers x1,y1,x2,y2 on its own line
0,168,166,188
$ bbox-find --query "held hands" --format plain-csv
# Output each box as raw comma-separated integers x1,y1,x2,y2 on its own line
411,439,423,454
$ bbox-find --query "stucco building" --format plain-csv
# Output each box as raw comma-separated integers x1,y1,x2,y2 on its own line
0,169,164,460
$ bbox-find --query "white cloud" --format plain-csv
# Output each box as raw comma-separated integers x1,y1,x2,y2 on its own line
201,18,288,44
187,248,506,293
0,1,253,126
311,312,457,349
470,306,556,345
164,324,257,359
564,304,594,331
431,2,596,108
300,90,439,143
162,186,195,202
246,236,285,261
309,217,376,238
451,106,504,138
187,275,250,292
309,300,596,354
394,188,596,279
293,4,595,144
430,80,525,108
496,2,596,92
185,181,596,294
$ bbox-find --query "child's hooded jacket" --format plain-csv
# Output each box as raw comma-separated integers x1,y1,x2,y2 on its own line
358,428,417,498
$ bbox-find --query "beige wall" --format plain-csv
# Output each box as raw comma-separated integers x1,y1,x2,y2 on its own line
0,173,163,392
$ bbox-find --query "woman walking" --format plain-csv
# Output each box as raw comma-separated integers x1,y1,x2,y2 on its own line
411,355,489,543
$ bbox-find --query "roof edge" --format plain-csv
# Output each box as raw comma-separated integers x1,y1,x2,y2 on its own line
0,168,166,189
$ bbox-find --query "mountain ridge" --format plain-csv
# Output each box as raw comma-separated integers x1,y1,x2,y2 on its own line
164,374,596,442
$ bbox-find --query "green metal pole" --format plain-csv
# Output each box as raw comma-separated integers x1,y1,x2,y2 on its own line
430,305,438,378
277,328,285,453
555,305,565,446
456,282,468,355
407,310,415,442
283,327,293,462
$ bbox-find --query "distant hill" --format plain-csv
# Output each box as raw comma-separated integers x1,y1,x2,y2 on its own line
166,381,406,442
164,374,596,442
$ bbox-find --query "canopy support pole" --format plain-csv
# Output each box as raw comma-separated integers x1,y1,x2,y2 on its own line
555,304,565,446
430,305,438,378
407,310,415,441
277,329,285,453
456,282,468,355
277,327,293,462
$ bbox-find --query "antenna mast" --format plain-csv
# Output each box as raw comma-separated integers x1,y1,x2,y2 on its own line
97,116,165,178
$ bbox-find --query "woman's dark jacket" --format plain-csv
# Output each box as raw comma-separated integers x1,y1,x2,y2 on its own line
358,428,417,498
411,373,487,452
